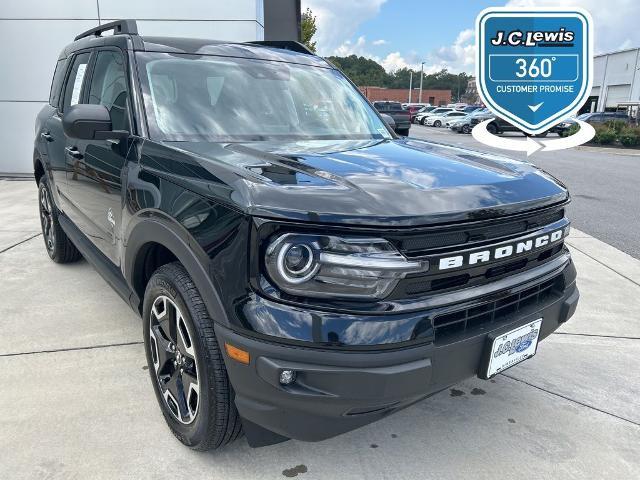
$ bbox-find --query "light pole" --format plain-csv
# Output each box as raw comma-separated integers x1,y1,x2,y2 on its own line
408,71,413,103
419,62,425,103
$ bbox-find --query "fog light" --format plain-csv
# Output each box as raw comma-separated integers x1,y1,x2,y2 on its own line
279,369,296,385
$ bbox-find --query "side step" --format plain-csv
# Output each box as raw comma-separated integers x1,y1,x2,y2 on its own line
58,214,140,312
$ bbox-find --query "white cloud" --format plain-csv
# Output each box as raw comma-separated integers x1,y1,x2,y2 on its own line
425,28,477,73
380,52,413,71
420,0,640,73
306,0,640,76
333,36,368,57
303,0,387,55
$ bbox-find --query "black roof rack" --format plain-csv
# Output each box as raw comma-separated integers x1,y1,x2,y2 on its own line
248,41,314,55
75,19,138,41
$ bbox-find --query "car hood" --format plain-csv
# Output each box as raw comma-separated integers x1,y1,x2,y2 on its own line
161,138,568,227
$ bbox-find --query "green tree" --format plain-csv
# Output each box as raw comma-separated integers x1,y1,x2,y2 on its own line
327,55,388,87
326,55,472,102
301,7,317,53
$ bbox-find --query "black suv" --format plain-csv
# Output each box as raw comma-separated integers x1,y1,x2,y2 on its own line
469,114,562,136
34,20,579,450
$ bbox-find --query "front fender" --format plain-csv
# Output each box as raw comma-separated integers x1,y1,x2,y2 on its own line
124,211,230,327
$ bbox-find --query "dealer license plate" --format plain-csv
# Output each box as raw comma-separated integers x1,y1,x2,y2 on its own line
484,319,542,378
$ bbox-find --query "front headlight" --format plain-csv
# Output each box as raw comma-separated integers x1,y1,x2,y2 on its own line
264,233,428,299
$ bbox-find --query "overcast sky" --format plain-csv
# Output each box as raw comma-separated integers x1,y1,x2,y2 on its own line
303,0,640,73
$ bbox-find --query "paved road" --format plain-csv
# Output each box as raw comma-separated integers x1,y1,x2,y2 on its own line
2,179,639,479
410,124,640,259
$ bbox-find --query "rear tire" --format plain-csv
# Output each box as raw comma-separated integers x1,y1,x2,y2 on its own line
143,262,242,450
487,123,498,135
396,128,410,136
38,177,81,263
434,120,442,127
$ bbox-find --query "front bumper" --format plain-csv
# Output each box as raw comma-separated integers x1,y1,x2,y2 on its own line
217,262,579,445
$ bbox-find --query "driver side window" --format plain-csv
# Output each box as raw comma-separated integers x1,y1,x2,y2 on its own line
61,52,91,112
88,50,131,132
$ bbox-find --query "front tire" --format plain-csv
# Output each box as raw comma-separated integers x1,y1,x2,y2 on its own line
143,262,242,450
462,125,471,134
38,177,81,263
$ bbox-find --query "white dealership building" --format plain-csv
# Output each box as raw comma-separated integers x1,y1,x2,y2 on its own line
587,47,640,113
0,0,299,175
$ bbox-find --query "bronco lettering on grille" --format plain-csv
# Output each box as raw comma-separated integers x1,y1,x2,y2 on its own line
437,229,564,271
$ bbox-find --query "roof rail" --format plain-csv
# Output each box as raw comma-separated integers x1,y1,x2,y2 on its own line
74,19,138,41
248,41,314,55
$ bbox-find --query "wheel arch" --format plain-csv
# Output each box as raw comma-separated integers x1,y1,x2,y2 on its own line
125,212,230,327
33,152,45,185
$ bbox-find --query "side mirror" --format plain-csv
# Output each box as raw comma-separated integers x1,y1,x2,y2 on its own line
380,113,395,129
63,104,128,140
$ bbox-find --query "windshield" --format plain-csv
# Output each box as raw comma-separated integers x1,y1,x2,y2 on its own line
136,52,391,142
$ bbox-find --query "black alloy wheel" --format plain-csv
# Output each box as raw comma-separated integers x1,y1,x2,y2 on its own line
143,262,242,450
39,183,55,255
148,295,200,425
37,177,82,263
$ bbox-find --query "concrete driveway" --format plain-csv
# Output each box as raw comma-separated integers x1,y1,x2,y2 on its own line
1,179,639,480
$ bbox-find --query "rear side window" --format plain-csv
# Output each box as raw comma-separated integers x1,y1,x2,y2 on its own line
88,50,131,131
49,59,68,108
61,52,91,112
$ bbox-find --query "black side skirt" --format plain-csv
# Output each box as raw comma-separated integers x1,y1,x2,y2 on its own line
58,214,140,313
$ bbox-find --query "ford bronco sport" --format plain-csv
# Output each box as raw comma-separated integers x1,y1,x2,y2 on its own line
34,20,579,450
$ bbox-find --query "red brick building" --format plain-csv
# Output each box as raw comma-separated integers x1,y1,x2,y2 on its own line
359,86,451,106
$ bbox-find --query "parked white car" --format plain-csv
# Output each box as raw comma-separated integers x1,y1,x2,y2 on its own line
415,107,454,125
425,111,467,127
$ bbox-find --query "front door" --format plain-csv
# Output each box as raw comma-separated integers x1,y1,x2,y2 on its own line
46,51,91,212
65,49,134,263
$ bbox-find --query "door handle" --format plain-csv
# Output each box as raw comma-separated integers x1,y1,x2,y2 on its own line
64,147,83,159
40,132,54,142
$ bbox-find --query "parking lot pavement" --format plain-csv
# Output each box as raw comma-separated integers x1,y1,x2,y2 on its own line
1,179,639,479
409,124,640,259
0,180,41,252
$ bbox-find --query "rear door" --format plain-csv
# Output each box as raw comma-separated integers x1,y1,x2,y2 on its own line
64,48,134,263
45,51,92,211
36,57,67,189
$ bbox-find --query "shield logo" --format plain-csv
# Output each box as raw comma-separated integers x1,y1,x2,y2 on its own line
476,8,593,134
